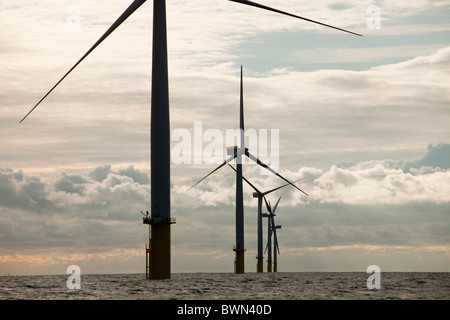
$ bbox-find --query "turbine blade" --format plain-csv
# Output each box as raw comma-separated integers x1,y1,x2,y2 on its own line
245,150,276,174
262,183,289,196
246,150,308,196
227,163,261,194
19,0,147,123
229,164,306,197
262,178,305,196
263,196,271,214
229,0,362,37
189,153,237,191
273,196,281,213
189,162,226,191
274,235,280,255
240,65,245,132
270,216,279,254
273,227,279,253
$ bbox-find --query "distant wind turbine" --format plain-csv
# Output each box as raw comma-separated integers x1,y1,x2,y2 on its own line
19,0,361,279
190,66,307,274
228,164,304,272
263,196,282,272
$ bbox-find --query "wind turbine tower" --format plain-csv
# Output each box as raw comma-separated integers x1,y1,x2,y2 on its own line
272,223,281,272
235,65,246,273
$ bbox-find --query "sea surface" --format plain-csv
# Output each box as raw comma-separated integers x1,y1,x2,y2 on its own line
0,272,449,300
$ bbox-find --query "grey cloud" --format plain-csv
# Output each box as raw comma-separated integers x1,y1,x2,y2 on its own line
0,164,150,250
402,142,450,171
351,142,450,173
0,165,149,218
117,166,149,185
89,164,149,185
328,2,352,11
0,167,56,214
54,172,88,194
89,164,112,182
13,169,23,182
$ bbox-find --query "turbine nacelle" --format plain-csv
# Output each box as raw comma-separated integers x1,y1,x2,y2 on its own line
227,146,237,156
227,146,247,156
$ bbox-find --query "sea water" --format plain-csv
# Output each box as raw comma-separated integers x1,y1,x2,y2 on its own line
1,272,449,300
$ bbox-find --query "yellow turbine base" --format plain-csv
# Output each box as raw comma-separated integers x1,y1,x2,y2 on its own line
257,258,264,273
267,262,272,273
235,251,245,274
150,223,171,280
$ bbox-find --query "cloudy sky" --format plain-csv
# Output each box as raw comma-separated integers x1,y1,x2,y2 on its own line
0,0,449,275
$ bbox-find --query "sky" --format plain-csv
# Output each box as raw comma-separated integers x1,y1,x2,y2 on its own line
0,0,449,275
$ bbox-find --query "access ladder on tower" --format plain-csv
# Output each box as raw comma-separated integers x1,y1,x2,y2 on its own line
145,242,151,279
143,213,176,279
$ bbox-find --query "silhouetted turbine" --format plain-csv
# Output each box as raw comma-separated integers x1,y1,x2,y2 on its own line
228,163,304,272
190,66,307,274
264,196,282,272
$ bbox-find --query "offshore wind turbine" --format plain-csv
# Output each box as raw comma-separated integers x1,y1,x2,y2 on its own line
263,196,282,272
228,164,303,273
190,66,307,274
272,221,281,272
19,0,361,280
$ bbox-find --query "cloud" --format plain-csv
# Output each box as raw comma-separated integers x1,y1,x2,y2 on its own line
309,164,450,204
166,46,450,176
117,166,149,185
402,142,450,171
2,6,449,175
1,142,449,274
179,142,450,206
54,172,88,194
290,44,448,65
0,167,57,214
89,164,111,182
342,142,450,171
0,165,150,255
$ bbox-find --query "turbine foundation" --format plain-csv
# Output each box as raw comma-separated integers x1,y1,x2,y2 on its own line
144,215,175,280
257,257,264,273
234,249,245,274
